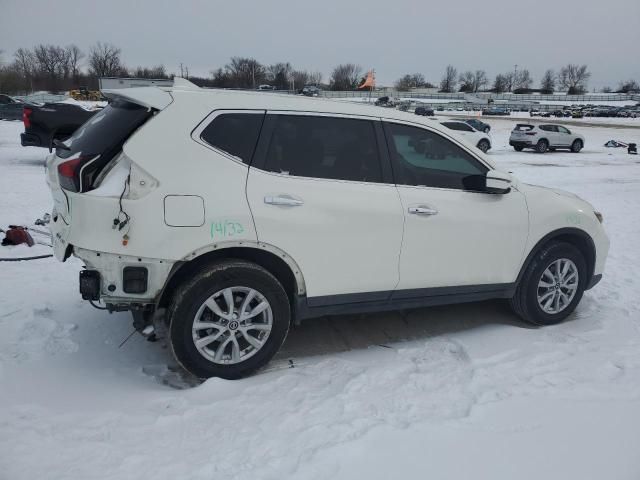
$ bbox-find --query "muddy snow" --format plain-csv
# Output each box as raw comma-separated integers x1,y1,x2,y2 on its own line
1,117,639,479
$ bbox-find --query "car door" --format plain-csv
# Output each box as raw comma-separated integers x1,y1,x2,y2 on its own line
540,125,560,146
247,112,404,301
556,126,572,146
382,121,529,293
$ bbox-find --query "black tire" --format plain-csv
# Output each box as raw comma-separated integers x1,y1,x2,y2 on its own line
536,139,549,153
477,139,491,153
571,139,583,153
509,242,587,326
168,259,290,379
514,146,524,152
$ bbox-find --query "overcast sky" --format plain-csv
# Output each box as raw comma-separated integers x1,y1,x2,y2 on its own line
1,0,638,89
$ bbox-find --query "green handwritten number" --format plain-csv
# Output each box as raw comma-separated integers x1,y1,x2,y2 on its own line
211,221,244,238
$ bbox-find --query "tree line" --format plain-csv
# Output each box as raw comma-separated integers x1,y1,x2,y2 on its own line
432,64,639,94
1,43,638,95
437,64,588,94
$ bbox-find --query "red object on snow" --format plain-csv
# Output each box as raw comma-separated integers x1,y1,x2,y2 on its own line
1,226,35,247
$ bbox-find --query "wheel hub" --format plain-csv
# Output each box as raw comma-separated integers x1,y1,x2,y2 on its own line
191,286,273,365
536,258,579,314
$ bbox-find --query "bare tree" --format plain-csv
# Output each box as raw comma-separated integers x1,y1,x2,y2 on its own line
493,74,509,93
308,71,323,86
439,65,457,93
266,62,292,90
131,65,168,79
88,42,123,78
225,57,265,88
616,79,640,93
458,71,474,92
540,69,556,93
210,67,232,88
291,70,309,90
558,64,590,94
458,70,487,93
395,73,429,91
329,63,362,90
514,69,533,90
13,48,35,91
65,45,84,82
473,70,488,92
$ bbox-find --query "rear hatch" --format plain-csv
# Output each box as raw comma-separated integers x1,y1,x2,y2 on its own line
45,97,159,260
511,124,536,139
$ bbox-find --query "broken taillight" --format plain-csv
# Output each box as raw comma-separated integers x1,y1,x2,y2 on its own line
57,156,98,192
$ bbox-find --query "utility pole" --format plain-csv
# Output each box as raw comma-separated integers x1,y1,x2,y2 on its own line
513,64,518,92
180,63,184,78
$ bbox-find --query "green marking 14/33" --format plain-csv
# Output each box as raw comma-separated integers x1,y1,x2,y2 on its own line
210,220,244,239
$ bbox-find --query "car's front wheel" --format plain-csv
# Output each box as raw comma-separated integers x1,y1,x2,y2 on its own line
509,242,587,326
168,260,290,379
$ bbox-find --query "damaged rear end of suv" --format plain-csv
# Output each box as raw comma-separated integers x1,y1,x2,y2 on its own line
46,87,174,334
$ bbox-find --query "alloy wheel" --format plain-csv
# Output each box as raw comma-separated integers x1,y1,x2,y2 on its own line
536,258,579,314
192,286,273,364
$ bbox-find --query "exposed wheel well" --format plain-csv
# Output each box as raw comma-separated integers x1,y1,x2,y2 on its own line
517,229,596,286
157,247,300,311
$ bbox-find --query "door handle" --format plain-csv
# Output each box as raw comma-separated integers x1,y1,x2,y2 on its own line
264,195,304,206
408,205,438,216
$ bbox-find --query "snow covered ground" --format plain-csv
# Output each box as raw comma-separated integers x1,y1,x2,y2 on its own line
1,117,640,479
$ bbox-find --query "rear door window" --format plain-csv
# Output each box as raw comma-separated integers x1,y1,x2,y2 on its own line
200,112,265,164
260,114,383,183
57,98,152,160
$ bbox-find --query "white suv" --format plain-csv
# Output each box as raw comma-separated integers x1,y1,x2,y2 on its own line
46,80,609,379
440,120,492,152
510,123,585,153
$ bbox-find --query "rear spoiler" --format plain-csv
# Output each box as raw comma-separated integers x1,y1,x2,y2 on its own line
101,86,173,110
101,77,199,110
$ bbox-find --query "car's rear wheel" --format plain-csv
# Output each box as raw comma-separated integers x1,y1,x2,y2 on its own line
168,260,290,379
514,146,524,151
536,139,549,153
571,139,583,153
477,139,491,153
509,242,587,326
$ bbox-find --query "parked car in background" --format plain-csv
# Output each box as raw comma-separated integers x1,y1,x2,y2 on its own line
21,102,100,148
257,85,275,91
463,118,491,133
0,94,34,121
482,107,510,116
440,120,492,152
509,124,585,153
414,106,434,116
45,80,608,378
301,85,320,97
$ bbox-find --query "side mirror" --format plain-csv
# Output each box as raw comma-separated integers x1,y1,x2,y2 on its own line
485,170,512,194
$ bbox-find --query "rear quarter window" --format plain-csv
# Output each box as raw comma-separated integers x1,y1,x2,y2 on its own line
200,112,265,164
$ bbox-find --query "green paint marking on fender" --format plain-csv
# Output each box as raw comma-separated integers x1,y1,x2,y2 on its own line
566,213,581,225
210,220,245,239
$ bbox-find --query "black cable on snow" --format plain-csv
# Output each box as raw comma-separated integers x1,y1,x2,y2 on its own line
0,254,54,262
